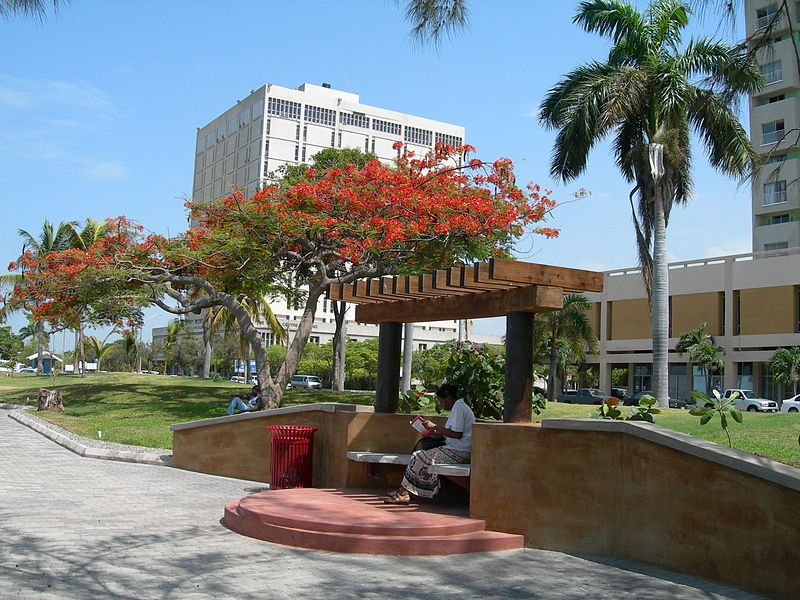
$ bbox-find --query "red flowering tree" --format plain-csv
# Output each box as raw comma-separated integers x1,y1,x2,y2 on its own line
7,144,558,408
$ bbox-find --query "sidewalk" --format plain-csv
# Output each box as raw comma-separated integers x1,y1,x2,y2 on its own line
0,408,765,600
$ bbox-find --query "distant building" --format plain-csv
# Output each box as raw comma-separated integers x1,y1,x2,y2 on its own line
585,249,800,401
26,351,62,374
746,0,800,251
162,84,494,353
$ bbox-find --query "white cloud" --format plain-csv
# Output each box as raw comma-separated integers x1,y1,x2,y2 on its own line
84,161,129,181
0,74,117,116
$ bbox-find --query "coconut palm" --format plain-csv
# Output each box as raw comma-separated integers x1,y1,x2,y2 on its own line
540,294,597,402
8,220,77,373
767,346,800,398
0,0,66,21
676,322,724,394
84,335,115,372
538,0,760,407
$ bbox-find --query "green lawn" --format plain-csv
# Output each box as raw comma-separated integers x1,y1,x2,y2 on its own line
1,372,798,468
0,372,373,449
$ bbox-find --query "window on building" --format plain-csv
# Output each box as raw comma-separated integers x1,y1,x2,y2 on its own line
765,153,786,164
364,136,369,152
227,117,237,136
309,336,320,345
252,100,263,119
303,125,307,141
330,130,335,147
341,112,369,128
264,331,276,346
760,60,783,84
733,289,741,335
767,94,785,104
633,364,651,394
338,132,342,147
418,343,428,351
435,132,463,148
737,362,753,390
756,4,780,29
371,138,376,153
762,119,784,145
239,107,250,128
404,126,432,146
770,214,790,225
373,118,402,136
301,145,307,162
294,144,299,161
296,123,300,140
267,97,302,120
217,125,226,141
764,241,789,252
304,104,336,126
763,180,787,205
266,118,271,136
264,140,269,157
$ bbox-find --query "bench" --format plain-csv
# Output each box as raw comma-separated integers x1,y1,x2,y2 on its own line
346,451,471,484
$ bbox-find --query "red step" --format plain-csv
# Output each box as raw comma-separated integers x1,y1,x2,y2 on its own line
223,488,524,556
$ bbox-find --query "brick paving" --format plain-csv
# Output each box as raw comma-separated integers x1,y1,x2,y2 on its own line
1,409,765,600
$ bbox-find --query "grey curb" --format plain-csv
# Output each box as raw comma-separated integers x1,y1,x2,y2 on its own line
6,408,173,467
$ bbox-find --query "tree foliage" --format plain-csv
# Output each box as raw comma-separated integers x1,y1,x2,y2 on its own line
4,145,557,409
768,347,800,397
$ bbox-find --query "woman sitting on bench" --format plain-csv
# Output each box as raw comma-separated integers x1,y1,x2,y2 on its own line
384,383,474,505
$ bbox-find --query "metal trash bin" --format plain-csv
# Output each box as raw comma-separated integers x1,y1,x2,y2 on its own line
267,425,317,489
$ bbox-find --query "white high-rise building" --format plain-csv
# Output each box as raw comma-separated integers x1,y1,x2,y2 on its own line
169,82,500,357
746,1,800,251
192,82,465,202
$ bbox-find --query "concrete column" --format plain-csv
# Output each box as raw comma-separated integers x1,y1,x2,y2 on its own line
599,361,610,394
375,322,402,413
504,312,533,423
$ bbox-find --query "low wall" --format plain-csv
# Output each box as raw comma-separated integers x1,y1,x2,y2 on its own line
171,403,444,487
470,419,800,600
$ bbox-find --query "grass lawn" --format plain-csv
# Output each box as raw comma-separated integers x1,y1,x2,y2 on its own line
1,372,798,468
0,372,374,450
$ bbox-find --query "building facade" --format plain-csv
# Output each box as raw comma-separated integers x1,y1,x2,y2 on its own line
746,0,800,251
586,248,800,402
160,83,498,353
192,82,465,202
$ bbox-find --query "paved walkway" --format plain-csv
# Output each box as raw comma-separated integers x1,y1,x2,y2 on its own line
1,409,765,600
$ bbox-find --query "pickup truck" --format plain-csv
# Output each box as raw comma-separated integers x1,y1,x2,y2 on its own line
721,389,778,413
557,388,611,405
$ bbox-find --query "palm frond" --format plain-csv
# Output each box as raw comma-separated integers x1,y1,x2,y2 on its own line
400,0,469,49
574,0,644,45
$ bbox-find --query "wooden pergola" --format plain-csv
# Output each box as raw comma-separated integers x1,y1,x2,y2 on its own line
328,258,603,422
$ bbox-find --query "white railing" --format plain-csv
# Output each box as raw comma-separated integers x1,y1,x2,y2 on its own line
605,247,800,277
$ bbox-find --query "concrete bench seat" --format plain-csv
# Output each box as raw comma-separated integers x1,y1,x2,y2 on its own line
346,451,471,476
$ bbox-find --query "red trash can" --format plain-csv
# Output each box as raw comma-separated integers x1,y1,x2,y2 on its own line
267,425,317,489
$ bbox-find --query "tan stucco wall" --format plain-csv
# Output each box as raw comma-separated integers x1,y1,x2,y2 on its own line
671,292,723,336
587,302,601,340
739,285,796,334
172,408,447,488
469,422,800,600
609,299,650,340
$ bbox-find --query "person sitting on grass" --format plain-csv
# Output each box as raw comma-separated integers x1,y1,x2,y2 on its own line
384,383,474,505
226,385,264,415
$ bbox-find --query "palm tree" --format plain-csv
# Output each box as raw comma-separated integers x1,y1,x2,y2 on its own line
541,294,597,402
162,319,185,376
397,0,469,48
0,0,67,21
13,220,77,373
84,335,115,372
767,346,800,399
538,0,760,407
676,322,724,395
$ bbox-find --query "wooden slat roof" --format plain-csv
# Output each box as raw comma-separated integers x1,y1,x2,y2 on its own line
327,259,603,324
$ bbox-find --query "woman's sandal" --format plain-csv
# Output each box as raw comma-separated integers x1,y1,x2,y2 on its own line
384,490,410,505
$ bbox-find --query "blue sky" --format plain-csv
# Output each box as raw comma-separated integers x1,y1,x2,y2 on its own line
0,1,746,340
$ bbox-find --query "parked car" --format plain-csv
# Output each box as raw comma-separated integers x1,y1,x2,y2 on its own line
611,387,630,403
290,374,322,390
721,389,778,413
780,393,800,413
557,388,611,405
17,367,36,373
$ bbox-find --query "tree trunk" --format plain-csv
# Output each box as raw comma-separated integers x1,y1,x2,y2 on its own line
202,315,212,379
78,326,86,378
36,322,44,375
331,301,347,391
652,184,669,409
547,325,558,402
401,322,414,392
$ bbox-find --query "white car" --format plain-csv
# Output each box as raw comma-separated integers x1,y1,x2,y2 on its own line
722,389,779,413
780,393,800,413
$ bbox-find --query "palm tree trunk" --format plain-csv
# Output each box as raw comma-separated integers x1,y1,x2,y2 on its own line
547,326,558,402
401,322,414,392
652,185,669,408
36,322,43,375
202,315,212,379
77,326,86,378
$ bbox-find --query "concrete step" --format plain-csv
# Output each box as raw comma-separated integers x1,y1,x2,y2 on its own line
222,488,524,556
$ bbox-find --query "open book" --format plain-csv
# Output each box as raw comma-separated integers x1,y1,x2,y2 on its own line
409,415,429,434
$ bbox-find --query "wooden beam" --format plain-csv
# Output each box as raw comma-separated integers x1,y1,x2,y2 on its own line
490,258,603,292
355,284,563,323
474,261,519,288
